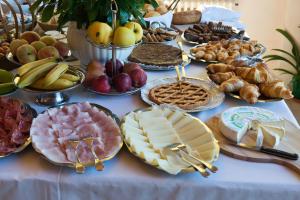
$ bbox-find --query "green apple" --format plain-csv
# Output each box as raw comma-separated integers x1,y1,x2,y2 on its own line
113,27,136,47
87,22,113,45
124,22,143,43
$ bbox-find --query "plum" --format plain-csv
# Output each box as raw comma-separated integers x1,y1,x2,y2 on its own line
92,75,111,93
86,60,105,85
123,63,141,74
113,73,132,92
105,59,123,77
129,68,147,87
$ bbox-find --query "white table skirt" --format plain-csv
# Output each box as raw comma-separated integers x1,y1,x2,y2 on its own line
1,56,300,200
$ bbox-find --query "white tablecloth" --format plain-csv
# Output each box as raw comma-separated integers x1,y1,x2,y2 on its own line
1,54,300,200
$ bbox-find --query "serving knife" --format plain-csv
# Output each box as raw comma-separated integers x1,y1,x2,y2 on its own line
229,142,299,160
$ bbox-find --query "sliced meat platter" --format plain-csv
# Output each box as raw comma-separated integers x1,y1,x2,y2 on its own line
0,97,36,156
31,102,122,165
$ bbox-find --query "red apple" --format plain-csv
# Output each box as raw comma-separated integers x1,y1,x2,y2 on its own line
86,60,105,85
123,63,142,74
54,41,70,57
105,59,123,77
129,68,147,87
92,75,111,93
113,73,132,92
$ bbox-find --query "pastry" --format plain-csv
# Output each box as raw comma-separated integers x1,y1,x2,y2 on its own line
143,28,178,43
259,80,293,99
208,72,235,84
220,77,245,92
239,83,260,104
207,63,235,73
149,82,210,110
191,39,262,63
183,21,237,43
128,44,182,66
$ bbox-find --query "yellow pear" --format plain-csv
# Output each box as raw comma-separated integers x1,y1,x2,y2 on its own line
87,22,113,45
113,27,136,47
125,22,143,43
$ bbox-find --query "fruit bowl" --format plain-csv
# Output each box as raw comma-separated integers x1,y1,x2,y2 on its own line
6,51,73,66
84,61,147,96
15,66,85,106
85,84,141,96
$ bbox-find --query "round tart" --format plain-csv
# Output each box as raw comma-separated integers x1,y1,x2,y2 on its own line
148,81,210,110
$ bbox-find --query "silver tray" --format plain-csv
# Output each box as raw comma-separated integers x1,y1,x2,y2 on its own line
121,106,220,174
85,84,141,96
16,67,85,106
6,51,74,66
0,102,37,158
125,58,191,71
31,102,123,170
227,92,283,103
141,77,225,113
189,42,266,63
181,26,241,45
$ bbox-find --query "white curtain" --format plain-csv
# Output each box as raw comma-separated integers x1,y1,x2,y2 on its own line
165,0,239,11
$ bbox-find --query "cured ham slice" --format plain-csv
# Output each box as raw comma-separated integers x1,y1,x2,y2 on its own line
0,97,34,155
31,102,122,165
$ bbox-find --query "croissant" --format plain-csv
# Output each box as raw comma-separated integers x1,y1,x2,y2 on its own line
207,63,235,73
220,76,245,92
235,65,269,84
209,72,235,84
255,63,274,82
259,80,294,99
240,83,260,104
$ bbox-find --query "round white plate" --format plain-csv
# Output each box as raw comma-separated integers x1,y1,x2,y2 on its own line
141,77,225,113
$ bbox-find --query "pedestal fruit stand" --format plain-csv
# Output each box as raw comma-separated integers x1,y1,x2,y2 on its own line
31,0,159,65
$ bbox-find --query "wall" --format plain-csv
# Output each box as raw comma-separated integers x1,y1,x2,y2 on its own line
236,0,300,83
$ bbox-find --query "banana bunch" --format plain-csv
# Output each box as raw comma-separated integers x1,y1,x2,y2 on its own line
16,57,80,90
0,69,16,95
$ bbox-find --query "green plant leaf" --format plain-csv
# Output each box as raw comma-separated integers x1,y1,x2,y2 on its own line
30,0,43,13
264,54,298,71
272,49,296,61
41,4,55,22
274,68,297,76
276,29,300,64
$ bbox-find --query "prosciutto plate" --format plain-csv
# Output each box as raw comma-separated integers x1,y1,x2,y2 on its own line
31,102,122,166
0,97,36,157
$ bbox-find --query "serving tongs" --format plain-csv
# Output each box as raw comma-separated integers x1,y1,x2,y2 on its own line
174,40,189,92
68,137,104,173
167,143,218,177
168,0,181,11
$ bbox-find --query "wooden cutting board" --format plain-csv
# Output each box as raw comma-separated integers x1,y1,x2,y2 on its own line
206,117,300,175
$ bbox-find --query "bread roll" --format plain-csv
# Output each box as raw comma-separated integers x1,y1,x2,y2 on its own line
172,10,202,25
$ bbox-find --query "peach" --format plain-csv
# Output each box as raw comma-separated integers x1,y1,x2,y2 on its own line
16,44,37,64
40,36,57,46
10,39,28,56
20,31,41,44
54,41,70,57
31,41,46,52
38,46,60,59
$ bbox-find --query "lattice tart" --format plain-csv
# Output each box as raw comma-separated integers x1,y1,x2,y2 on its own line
148,81,210,110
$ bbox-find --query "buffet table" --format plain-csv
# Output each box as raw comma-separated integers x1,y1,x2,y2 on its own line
0,58,300,200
